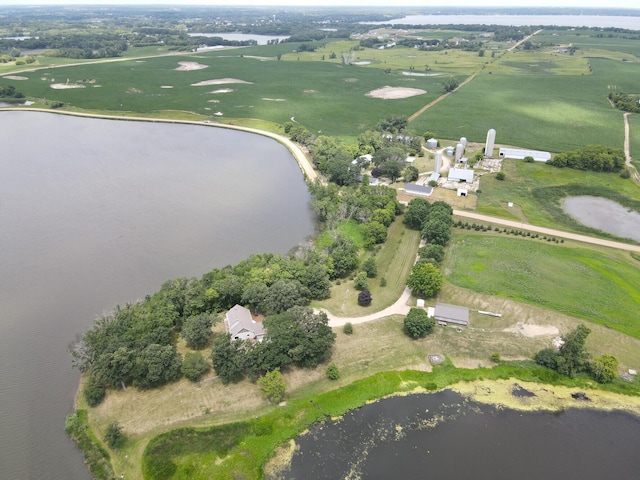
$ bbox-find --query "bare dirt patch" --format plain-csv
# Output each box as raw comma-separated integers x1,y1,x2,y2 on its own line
209,88,233,94
343,78,359,83
262,97,287,102
366,86,427,99
191,78,253,86
50,83,85,89
175,61,208,71
303,89,317,94
4,75,28,80
504,322,559,337
160,85,173,89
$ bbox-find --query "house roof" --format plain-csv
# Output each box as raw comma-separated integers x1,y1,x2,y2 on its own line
404,183,433,197
434,302,469,326
225,304,265,338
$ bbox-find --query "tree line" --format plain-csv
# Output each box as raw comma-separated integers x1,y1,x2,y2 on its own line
547,144,626,172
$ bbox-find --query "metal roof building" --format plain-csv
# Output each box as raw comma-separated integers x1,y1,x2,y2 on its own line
404,183,434,197
447,168,474,183
434,303,469,326
498,148,551,162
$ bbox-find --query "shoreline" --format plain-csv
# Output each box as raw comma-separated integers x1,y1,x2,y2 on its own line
0,107,318,182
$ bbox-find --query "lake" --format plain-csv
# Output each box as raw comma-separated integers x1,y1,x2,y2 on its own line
288,390,640,479
188,32,290,45
0,111,315,480
563,196,640,242
366,14,640,30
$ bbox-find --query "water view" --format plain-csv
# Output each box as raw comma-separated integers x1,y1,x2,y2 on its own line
288,390,640,479
0,111,315,480
188,32,290,45
563,196,640,242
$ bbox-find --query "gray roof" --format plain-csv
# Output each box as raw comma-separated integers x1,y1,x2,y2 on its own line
498,148,551,162
434,303,469,326
225,304,265,338
404,183,433,197
448,168,474,183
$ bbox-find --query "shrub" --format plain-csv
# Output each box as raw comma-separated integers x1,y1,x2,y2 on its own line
496,171,506,181
379,277,387,287
354,271,368,290
104,421,125,449
620,168,631,179
83,376,106,407
362,257,378,278
181,352,210,382
490,352,501,363
326,362,340,380
357,289,372,306
343,322,353,334
258,369,286,403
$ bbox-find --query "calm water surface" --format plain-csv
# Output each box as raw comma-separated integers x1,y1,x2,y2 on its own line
0,111,315,480
288,390,640,480
563,196,640,242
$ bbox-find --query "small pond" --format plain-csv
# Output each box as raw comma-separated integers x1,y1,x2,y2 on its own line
562,196,640,242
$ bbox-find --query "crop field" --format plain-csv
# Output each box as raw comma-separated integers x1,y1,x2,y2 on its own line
535,29,640,57
444,234,640,338
629,113,640,169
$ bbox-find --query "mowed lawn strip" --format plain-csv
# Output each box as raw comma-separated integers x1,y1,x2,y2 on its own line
444,234,640,338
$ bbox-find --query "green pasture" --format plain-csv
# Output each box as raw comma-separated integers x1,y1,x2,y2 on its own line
409,57,632,151
476,159,640,227
445,234,640,338
629,113,640,170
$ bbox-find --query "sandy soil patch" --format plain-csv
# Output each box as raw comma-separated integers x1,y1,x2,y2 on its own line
160,85,173,89
366,86,426,99
191,78,253,86
126,87,143,94
303,89,317,94
50,83,85,89
4,75,28,80
262,97,286,102
175,61,208,71
504,322,560,337
402,71,427,77
207,99,220,103
343,78,359,82
210,88,233,94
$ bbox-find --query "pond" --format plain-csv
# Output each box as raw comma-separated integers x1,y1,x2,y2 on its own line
562,196,640,242
0,111,315,480
286,390,640,479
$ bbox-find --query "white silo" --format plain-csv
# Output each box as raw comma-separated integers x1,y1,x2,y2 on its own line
485,129,496,158
445,146,454,156
435,151,443,173
426,138,438,149
459,137,467,150
455,143,464,162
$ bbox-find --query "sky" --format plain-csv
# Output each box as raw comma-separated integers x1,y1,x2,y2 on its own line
1,0,638,9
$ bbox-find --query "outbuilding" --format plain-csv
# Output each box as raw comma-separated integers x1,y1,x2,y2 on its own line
498,148,551,162
404,183,434,197
447,168,474,183
434,303,469,326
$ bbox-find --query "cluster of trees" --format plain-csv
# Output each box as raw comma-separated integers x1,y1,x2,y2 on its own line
535,324,619,383
405,199,452,298
608,92,640,114
547,145,626,172
403,307,436,339
211,306,336,383
71,249,339,405
0,84,24,98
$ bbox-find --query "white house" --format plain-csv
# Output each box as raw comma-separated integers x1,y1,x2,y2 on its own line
224,304,265,341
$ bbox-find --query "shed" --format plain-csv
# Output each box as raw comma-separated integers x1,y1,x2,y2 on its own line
457,188,468,197
434,303,469,326
224,304,265,341
416,299,425,308
404,183,433,197
448,168,474,183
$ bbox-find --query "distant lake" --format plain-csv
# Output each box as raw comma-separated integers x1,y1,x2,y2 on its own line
288,390,640,479
188,32,290,45
0,111,315,480
366,14,640,30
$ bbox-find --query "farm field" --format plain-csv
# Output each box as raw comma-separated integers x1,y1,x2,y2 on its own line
444,233,640,338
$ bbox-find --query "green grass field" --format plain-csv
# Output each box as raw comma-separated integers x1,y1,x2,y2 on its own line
475,159,640,228
444,233,640,338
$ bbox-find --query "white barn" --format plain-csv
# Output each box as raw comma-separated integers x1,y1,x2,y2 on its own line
448,168,474,183
499,148,551,162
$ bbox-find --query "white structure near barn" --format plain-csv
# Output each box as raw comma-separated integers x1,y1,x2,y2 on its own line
426,138,438,149
499,147,551,162
448,168,474,183
434,303,469,326
485,128,496,158
224,304,265,341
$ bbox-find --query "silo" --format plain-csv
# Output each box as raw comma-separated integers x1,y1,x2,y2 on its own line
485,129,496,158
435,151,443,173
426,138,438,149
459,137,467,150
455,143,464,162
445,146,454,156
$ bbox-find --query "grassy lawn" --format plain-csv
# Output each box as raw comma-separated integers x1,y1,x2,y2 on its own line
312,215,421,316
444,232,640,338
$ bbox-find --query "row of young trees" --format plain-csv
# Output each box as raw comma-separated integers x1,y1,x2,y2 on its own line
547,144,626,172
